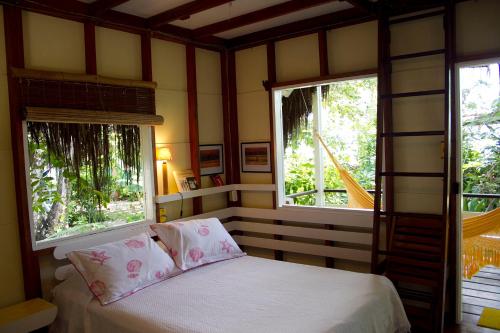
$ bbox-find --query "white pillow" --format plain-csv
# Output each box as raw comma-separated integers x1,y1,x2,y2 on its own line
151,218,245,271
67,232,178,305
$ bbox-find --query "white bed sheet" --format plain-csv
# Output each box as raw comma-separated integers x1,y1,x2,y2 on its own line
51,256,410,333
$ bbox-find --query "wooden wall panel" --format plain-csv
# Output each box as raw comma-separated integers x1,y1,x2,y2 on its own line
4,6,41,299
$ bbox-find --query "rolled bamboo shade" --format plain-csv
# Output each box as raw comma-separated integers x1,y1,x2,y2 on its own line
25,107,164,126
11,67,157,89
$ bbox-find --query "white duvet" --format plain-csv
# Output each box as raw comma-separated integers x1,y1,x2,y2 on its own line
51,256,410,333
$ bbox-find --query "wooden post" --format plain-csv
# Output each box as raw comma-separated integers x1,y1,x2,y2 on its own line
266,41,284,261
140,32,161,222
220,50,241,206
318,30,329,76
186,45,202,214
84,22,97,75
4,6,42,299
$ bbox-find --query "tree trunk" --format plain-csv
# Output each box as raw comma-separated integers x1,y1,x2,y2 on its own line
36,170,67,240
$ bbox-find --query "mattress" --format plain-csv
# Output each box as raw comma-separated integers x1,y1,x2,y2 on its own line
50,256,410,333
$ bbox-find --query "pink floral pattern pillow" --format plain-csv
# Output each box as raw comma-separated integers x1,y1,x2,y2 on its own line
151,218,245,270
67,233,178,305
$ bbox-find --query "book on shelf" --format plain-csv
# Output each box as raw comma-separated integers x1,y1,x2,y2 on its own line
210,174,224,187
173,170,200,192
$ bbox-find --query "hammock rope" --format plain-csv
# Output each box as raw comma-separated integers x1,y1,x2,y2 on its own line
315,132,374,209
462,208,500,279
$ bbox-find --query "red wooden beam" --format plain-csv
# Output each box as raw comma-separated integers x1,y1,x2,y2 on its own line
186,45,202,214
148,0,233,29
227,8,373,50
220,50,241,207
194,0,337,38
318,30,329,76
84,22,97,74
89,0,130,16
3,6,42,299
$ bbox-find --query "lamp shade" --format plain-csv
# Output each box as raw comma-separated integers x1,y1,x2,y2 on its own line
157,147,172,161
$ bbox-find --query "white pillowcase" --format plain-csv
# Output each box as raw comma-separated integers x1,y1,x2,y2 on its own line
151,218,245,271
67,232,178,305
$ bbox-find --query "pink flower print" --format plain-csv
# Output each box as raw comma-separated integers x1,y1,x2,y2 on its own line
127,259,142,279
189,247,204,262
90,280,106,297
155,267,170,280
124,239,145,249
90,250,111,265
220,239,234,254
166,246,178,258
198,225,210,236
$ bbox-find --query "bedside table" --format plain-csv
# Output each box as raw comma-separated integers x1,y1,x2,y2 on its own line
0,298,57,333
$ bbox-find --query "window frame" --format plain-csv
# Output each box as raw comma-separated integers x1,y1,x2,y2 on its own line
23,122,156,251
272,74,378,211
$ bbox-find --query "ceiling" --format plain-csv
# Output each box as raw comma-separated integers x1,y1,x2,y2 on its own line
14,0,446,49
76,0,364,40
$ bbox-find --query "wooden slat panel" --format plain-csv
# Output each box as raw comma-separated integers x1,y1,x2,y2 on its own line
233,235,371,263
470,276,500,287
462,295,500,309
25,107,164,125
233,207,373,228
462,288,500,301
474,272,500,281
462,303,484,316
463,281,500,293
224,221,372,245
11,67,157,89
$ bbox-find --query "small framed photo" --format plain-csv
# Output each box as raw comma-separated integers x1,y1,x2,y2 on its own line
241,142,271,173
199,144,224,176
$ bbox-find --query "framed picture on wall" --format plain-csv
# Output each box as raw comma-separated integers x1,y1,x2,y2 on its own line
241,142,271,173
199,144,224,176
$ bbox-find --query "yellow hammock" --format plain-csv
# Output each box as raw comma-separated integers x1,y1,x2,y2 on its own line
316,133,374,209
462,208,500,279
316,133,499,278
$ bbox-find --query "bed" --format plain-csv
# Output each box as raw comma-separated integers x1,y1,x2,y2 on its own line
51,255,410,333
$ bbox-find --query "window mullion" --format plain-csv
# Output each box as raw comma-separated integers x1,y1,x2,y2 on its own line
313,86,325,206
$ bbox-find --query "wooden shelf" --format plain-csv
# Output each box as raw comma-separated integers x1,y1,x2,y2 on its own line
0,298,57,333
155,183,276,204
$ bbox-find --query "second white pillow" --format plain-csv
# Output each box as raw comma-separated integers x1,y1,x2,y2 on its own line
151,218,245,270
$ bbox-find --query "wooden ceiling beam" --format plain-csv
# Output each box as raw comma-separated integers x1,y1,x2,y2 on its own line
226,7,374,50
343,0,377,13
194,0,338,38
89,0,130,17
148,0,234,29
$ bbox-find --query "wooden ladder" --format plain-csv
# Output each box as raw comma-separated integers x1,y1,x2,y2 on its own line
371,3,454,333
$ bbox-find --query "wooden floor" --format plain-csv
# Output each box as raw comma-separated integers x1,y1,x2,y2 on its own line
446,266,500,333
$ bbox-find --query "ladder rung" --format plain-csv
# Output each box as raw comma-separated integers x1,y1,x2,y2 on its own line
380,212,443,219
381,130,445,137
390,49,446,61
386,272,439,287
381,89,446,99
384,250,442,262
380,172,444,177
387,255,442,269
389,10,445,25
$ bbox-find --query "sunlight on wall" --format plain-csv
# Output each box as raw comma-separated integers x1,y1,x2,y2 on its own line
23,11,85,73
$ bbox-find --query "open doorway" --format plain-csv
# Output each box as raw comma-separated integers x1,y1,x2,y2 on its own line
458,61,500,329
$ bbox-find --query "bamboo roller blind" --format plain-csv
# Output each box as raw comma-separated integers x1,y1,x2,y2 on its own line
13,67,163,126
25,107,164,125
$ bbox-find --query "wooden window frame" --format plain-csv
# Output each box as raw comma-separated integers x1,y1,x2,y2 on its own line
23,123,156,251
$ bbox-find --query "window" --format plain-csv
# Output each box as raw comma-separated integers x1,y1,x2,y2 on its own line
274,76,377,209
25,122,155,250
